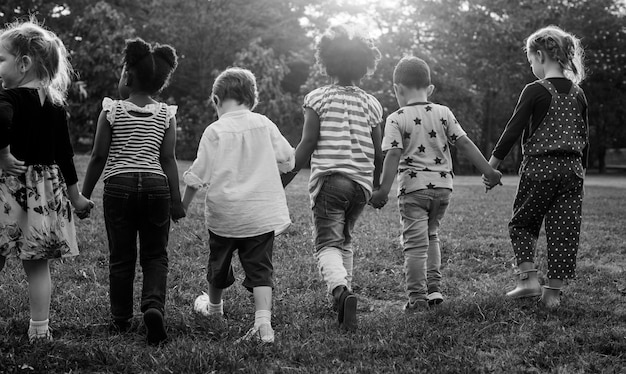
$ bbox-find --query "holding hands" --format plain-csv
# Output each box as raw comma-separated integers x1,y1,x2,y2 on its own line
73,194,95,220
482,169,503,192
370,188,389,209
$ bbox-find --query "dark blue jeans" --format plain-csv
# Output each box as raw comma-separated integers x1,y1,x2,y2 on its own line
103,173,171,322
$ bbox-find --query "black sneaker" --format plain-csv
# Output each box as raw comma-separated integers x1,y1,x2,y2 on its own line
109,319,132,334
337,289,357,331
143,308,168,345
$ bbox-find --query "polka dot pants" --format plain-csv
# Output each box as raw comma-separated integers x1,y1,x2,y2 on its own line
509,172,583,280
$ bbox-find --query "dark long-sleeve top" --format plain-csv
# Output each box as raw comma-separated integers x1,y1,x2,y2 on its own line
0,88,78,185
491,77,589,168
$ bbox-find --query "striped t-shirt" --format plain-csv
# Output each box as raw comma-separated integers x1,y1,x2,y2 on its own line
304,85,383,207
101,97,177,180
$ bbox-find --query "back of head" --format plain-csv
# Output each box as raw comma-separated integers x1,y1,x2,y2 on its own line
394,56,431,89
525,25,585,84
123,38,178,95
316,24,381,83
212,67,258,110
0,18,72,105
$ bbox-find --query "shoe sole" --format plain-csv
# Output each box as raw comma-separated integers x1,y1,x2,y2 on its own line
341,295,357,332
144,309,168,345
506,289,542,299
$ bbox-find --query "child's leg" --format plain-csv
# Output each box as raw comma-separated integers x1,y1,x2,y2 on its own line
340,244,353,290
400,193,429,306
541,175,583,308
506,175,556,298
238,232,275,342
22,259,52,340
426,189,451,300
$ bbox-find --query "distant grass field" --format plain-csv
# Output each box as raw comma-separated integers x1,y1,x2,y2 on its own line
0,155,625,373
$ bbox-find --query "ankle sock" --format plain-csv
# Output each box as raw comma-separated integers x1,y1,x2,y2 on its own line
28,319,49,339
254,310,271,329
208,300,223,315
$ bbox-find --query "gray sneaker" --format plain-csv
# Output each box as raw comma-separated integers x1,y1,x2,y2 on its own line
402,299,428,312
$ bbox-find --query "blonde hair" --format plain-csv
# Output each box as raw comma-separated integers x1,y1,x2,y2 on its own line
0,19,73,105
525,25,585,84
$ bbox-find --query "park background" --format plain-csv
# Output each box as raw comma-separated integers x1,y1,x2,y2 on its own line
0,1,625,373
1,0,626,173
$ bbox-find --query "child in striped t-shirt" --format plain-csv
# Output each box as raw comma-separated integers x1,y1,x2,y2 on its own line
81,38,185,345
282,24,383,331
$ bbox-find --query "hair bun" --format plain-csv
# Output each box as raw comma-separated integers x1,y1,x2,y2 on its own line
153,44,178,69
124,38,152,66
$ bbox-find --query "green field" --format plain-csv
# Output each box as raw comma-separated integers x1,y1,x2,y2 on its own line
1,156,625,373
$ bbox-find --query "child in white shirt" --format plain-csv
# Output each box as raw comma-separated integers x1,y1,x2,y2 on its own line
182,67,294,343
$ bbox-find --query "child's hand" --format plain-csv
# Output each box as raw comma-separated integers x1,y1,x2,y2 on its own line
0,153,27,176
171,202,186,223
369,189,388,209
74,195,95,219
482,169,503,192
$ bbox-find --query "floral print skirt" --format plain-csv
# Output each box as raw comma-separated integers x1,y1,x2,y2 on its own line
0,164,78,260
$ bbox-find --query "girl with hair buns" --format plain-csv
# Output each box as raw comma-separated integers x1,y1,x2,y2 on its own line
0,19,94,342
82,38,185,345
486,25,588,310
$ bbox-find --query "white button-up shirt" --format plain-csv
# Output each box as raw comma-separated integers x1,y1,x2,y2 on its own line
183,109,295,237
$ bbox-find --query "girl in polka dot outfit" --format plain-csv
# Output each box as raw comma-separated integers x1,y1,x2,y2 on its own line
486,26,588,309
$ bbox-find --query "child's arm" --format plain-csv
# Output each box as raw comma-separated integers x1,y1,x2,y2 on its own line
0,146,27,175
81,110,111,200
370,148,401,208
371,124,383,189
282,108,320,187
160,117,185,222
455,135,502,188
182,185,197,212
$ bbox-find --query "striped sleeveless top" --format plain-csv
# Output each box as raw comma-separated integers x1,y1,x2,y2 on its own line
303,85,383,207
101,97,177,180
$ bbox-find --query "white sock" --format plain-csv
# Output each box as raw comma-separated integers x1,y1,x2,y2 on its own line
28,319,49,338
208,300,223,315
254,310,271,329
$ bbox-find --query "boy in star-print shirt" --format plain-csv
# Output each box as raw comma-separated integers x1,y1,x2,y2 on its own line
371,57,501,311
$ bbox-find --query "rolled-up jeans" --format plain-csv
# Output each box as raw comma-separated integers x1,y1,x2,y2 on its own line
103,172,171,322
398,188,451,301
313,173,367,294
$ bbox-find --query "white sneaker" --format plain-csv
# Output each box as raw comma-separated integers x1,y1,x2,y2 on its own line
193,292,211,316
236,323,275,344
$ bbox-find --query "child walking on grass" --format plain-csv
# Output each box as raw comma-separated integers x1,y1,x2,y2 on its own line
370,57,502,311
81,38,185,345
0,19,93,342
183,67,294,344
282,24,384,331
486,26,588,309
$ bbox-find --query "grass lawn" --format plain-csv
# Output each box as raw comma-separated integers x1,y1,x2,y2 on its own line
1,155,625,373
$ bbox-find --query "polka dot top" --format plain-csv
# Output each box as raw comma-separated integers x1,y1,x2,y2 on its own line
521,80,588,180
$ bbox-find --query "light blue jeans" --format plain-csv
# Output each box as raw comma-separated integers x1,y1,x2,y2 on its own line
312,173,367,294
398,188,451,302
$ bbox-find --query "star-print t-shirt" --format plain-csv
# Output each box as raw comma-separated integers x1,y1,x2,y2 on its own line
382,102,467,195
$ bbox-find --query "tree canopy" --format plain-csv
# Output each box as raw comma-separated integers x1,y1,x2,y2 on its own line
1,0,624,171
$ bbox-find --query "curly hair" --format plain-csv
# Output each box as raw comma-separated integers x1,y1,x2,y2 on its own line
525,25,585,84
123,38,178,95
0,18,73,106
316,24,381,83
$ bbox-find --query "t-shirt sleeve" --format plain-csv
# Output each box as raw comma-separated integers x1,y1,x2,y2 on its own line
165,104,178,128
54,108,78,186
368,95,383,128
102,97,116,125
381,112,403,151
444,108,467,145
183,127,215,189
303,89,324,115
0,91,15,149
